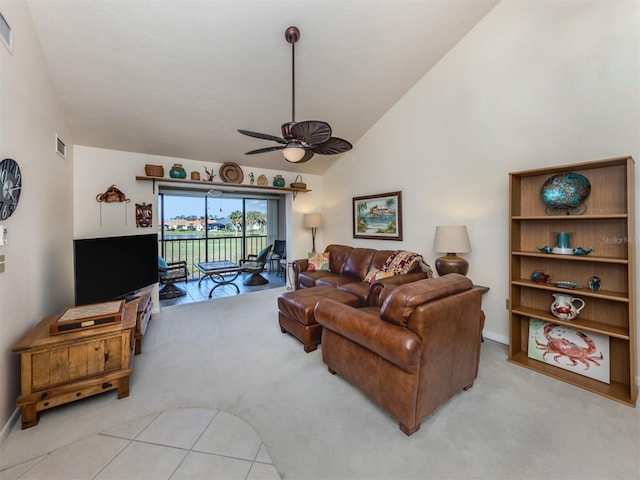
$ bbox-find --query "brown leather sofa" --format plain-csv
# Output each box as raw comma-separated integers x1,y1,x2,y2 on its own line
314,274,485,436
293,244,431,306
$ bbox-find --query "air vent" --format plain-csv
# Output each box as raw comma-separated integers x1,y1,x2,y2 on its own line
0,12,12,51
56,134,67,159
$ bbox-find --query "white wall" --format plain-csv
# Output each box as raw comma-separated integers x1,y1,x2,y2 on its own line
73,145,324,262
323,0,640,355
0,0,74,432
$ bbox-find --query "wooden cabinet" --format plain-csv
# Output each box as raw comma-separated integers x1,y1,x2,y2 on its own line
11,302,137,428
508,156,636,406
133,285,153,355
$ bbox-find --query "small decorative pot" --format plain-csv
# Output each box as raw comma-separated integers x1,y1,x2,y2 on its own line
531,270,551,284
273,175,285,187
551,293,585,321
190,171,201,181
588,276,601,292
170,163,187,179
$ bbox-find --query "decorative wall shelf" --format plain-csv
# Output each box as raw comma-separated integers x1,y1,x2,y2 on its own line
135,175,311,199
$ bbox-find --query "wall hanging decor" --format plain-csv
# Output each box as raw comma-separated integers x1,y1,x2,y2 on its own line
135,203,153,228
353,191,402,240
0,158,22,220
96,185,130,225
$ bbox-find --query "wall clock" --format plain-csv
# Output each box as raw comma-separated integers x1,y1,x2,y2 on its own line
0,158,22,220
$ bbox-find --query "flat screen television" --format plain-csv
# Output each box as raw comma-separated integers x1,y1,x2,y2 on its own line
74,233,159,305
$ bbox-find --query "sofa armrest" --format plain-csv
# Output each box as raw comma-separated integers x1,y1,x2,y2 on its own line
368,271,430,306
292,259,309,290
314,299,421,373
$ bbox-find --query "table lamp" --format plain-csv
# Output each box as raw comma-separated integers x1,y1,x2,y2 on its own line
433,225,472,276
303,213,323,252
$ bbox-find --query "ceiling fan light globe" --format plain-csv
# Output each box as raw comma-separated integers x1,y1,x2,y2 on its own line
283,145,306,163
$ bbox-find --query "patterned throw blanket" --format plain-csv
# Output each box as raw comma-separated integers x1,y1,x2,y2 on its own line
382,251,433,277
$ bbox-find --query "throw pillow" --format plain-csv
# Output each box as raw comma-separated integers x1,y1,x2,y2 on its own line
307,252,330,271
158,256,169,269
364,267,395,283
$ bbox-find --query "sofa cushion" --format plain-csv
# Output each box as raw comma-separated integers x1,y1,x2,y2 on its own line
342,248,376,280
325,245,353,275
380,274,473,327
316,274,360,289
298,270,332,288
337,281,371,306
307,252,330,271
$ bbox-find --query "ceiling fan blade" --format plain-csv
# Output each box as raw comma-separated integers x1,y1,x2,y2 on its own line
238,129,287,144
296,149,316,163
291,121,332,145
245,145,285,155
310,137,353,155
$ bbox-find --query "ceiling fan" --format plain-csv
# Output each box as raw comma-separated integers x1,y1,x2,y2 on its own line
238,26,352,163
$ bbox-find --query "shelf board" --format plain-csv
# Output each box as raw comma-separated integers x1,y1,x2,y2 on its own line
508,352,636,407
511,251,628,264
135,175,311,194
511,306,630,339
511,279,629,303
512,214,628,220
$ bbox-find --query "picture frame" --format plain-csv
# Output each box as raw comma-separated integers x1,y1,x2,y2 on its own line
353,191,403,240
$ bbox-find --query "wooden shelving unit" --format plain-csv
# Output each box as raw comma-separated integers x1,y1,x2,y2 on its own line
135,175,311,199
508,156,636,406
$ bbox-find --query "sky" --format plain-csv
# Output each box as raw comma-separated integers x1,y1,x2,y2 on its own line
160,195,266,220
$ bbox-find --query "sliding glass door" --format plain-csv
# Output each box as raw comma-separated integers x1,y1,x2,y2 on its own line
158,190,282,275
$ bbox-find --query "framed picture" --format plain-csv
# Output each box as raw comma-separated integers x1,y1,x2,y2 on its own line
528,319,610,384
353,191,403,240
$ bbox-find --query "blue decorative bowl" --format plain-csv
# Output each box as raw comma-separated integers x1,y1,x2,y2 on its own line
540,172,591,214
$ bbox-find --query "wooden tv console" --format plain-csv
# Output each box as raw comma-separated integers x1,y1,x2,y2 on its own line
133,285,153,355
11,301,137,429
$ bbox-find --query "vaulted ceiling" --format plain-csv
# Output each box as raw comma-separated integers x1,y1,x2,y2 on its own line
25,0,499,174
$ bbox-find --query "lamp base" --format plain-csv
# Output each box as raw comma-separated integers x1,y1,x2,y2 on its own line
435,253,469,276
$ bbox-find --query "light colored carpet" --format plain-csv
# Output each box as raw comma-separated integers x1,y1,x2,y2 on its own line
2,287,639,479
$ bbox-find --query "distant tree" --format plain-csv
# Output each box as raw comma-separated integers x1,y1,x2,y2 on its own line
229,210,243,234
245,211,266,231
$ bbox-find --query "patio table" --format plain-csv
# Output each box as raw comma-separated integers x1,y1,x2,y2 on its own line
195,261,244,298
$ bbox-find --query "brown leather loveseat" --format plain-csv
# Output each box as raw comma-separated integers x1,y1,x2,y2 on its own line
314,274,485,436
293,244,432,306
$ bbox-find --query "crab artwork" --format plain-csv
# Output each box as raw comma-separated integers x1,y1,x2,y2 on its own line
535,323,603,370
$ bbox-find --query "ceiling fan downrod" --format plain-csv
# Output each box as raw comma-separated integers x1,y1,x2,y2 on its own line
285,26,300,123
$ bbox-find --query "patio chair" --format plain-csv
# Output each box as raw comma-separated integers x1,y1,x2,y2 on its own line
158,256,188,299
239,244,273,286
268,240,286,275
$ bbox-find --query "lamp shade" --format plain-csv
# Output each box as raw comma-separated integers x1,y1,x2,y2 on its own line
433,225,471,253
303,213,323,229
283,144,306,162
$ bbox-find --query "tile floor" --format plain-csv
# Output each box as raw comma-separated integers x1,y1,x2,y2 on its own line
1,408,280,480
1,272,288,480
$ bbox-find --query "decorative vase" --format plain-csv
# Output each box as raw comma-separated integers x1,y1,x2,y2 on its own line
273,175,285,187
169,163,187,179
588,276,601,292
540,172,591,215
550,293,585,321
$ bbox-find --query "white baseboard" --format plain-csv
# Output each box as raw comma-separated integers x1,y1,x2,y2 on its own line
0,408,20,448
482,329,508,345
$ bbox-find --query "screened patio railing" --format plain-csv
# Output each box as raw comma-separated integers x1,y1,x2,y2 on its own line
159,235,268,280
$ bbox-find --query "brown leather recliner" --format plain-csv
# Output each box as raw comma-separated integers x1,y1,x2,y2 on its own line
314,274,485,436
